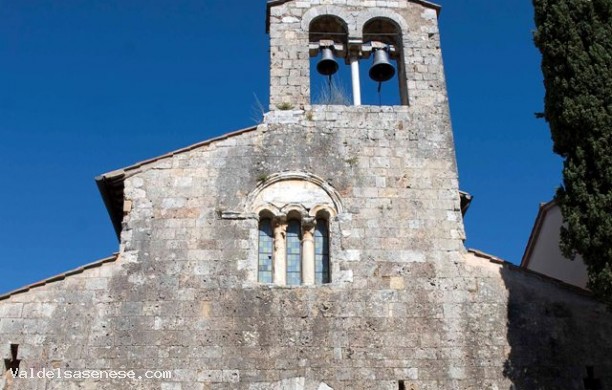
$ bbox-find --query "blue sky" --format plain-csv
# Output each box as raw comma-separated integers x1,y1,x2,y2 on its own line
0,0,560,293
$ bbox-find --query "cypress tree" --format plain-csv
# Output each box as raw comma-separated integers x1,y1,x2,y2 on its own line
533,0,612,300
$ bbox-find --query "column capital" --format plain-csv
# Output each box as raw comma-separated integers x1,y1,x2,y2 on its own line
273,214,287,228
302,217,316,230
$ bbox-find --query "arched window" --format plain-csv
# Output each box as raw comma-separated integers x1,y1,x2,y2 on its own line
258,218,274,283
286,219,303,286
255,212,333,286
248,173,341,286
314,218,330,284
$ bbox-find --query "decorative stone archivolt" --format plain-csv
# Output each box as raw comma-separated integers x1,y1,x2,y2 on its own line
247,171,343,215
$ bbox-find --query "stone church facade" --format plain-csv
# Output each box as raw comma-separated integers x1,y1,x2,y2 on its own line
2,1,612,389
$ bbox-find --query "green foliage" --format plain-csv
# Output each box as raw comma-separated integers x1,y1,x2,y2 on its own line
345,156,359,167
257,172,269,183
276,102,294,110
533,0,612,300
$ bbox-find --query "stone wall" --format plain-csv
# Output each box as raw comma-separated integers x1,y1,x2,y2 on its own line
2,104,612,390
1,1,612,389
0,100,465,389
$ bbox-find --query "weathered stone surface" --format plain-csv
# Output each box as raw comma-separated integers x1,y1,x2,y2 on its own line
1,1,612,389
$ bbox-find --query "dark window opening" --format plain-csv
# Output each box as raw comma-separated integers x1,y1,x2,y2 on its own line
584,366,602,390
258,218,274,283
310,15,348,43
315,218,330,284
286,219,302,286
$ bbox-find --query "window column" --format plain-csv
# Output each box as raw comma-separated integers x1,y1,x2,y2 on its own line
301,218,316,285
273,216,287,285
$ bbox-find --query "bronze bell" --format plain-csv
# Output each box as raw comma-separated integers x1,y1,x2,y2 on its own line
316,47,339,76
369,48,395,82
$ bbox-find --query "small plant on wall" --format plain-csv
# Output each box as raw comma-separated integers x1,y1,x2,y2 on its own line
276,102,294,110
257,173,269,183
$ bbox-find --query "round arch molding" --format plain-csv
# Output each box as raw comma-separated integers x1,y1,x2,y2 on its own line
301,6,357,37
246,171,344,216
355,8,409,35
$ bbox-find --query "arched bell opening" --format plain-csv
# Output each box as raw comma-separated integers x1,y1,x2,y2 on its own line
309,15,352,105
309,15,348,47
361,18,407,106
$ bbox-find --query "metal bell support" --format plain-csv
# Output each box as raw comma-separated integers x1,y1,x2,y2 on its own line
316,47,339,76
369,47,395,83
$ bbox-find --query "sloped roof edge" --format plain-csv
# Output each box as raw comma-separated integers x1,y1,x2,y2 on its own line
266,0,442,33
520,200,556,269
96,125,259,239
0,253,119,301
459,190,473,217
468,247,592,297
98,125,259,180
468,248,508,265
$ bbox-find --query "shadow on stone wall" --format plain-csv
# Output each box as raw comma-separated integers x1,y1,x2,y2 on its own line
500,265,612,390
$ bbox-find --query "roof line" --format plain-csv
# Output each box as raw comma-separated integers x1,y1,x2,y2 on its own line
468,248,508,265
468,248,592,297
405,0,442,14
95,125,259,240
266,0,294,33
97,125,259,181
520,199,556,268
0,253,119,301
266,0,442,33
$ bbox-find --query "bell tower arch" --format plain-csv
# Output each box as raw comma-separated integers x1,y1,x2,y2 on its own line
266,0,443,109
